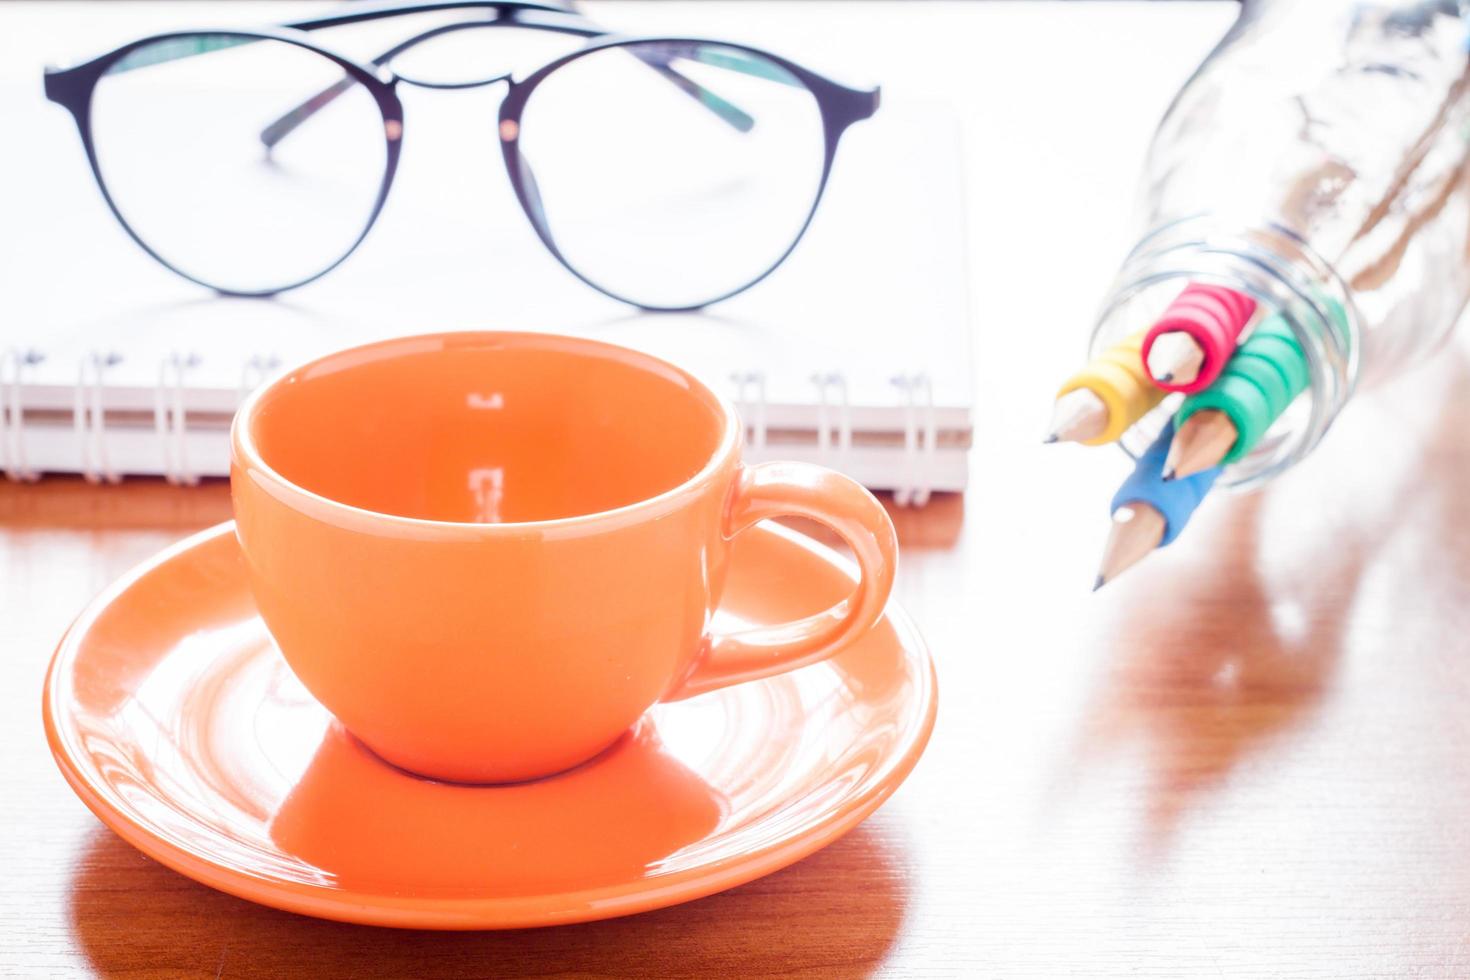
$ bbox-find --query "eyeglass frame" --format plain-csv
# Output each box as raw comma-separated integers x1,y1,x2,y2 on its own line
42,0,881,311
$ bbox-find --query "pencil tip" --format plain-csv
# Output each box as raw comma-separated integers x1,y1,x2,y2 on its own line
1095,503,1167,590
1043,433,1059,445
1166,409,1238,481
1047,389,1109,445
1161,467,1175,482
1145,330,1209,387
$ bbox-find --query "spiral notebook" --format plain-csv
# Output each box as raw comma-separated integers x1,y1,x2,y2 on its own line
0,65,973,504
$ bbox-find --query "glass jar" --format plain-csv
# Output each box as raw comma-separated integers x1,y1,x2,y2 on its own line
1089,0,1470,488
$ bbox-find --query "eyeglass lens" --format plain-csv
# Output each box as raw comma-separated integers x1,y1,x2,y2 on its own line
516,41,827,308
90,34,390,294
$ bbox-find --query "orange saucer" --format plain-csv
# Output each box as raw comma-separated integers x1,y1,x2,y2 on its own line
43,522,936,929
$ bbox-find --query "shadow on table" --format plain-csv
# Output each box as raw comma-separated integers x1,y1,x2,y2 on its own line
1081,493,1350,855
68,819,910,979
1066,350,1470,858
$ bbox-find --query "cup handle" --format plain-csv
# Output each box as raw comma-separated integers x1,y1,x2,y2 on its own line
664,461,899,701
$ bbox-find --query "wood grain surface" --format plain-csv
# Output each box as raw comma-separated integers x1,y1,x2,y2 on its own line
9,2,1470,977
9,343,1470,978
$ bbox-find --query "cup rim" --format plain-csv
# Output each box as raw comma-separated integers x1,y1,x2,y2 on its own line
231,331,741,533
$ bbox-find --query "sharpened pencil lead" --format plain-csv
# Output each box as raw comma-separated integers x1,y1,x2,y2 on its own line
1092,574,1106,592
1142,284,1258,391
1052,331,1168,445
1164,409,1238,480
1145,330,1207,388
1095,503,1168,588
1045,388,1109,445
1097,422,1223,592
1171,312,1311,467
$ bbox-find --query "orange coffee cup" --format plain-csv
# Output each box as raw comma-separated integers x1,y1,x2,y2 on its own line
231,332,898,783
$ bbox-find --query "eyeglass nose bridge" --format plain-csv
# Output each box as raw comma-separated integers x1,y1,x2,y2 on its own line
367,17,527,94
387,68,515,92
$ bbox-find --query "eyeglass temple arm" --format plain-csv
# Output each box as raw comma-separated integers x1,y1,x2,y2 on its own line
508,13,809,128
259,16,769,151
445,0,787,132
90,34,262,77
280,0,577,32
624,47,754,133
260,62,393,152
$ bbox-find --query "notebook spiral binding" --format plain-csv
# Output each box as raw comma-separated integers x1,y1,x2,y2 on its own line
891,372,936,507
155,352,201,487
75,351,123,485
2,350,284,487
733,368,939,506
729,370,769,452
1,348,43,482
810,371,852,463
5,356,953,501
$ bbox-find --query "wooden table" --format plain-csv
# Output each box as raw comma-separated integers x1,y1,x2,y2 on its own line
11,2,1470,977
9,347,1470,977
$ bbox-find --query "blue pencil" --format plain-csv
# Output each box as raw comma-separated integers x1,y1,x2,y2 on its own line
1095,422,1221,589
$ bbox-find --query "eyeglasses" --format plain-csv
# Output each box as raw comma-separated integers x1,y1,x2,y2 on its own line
42,1,879,311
